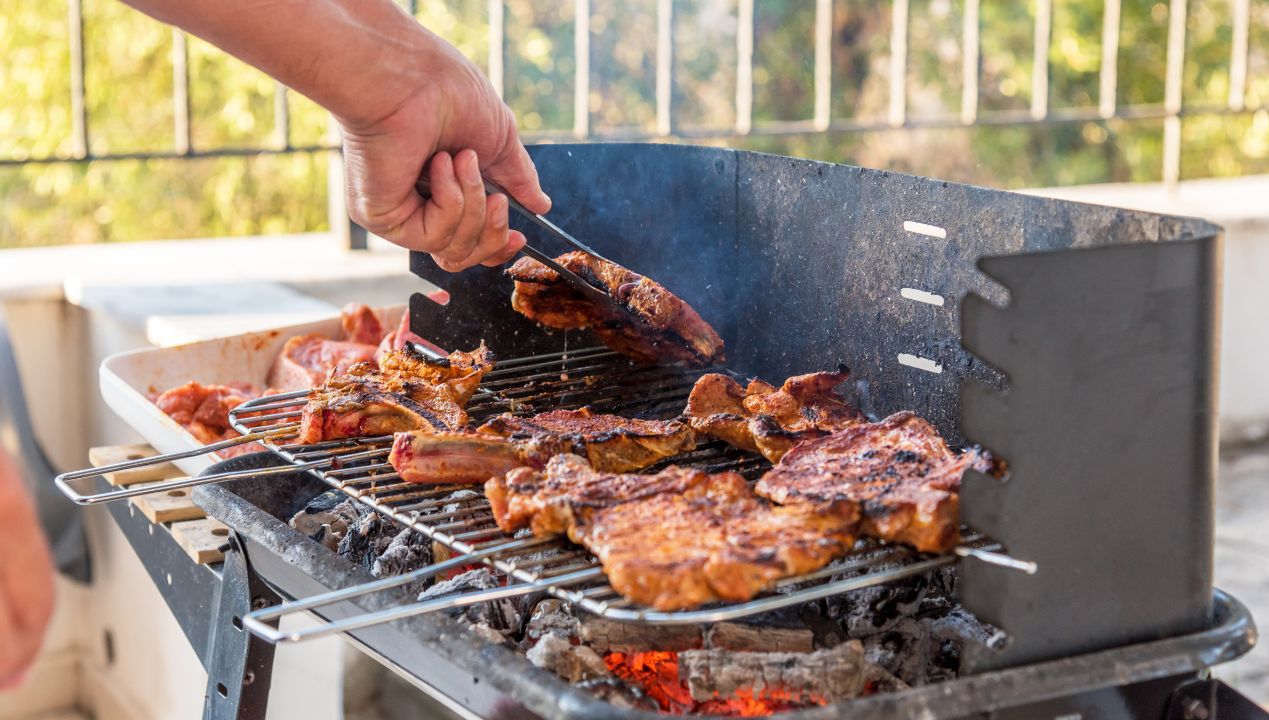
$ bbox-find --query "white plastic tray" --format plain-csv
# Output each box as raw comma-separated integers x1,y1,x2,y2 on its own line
100,305,405,476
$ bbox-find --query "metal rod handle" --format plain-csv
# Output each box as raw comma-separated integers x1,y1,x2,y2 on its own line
244,566,603,644
54,427,300,506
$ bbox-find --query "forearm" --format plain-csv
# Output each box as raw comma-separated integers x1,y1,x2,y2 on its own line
121,0,449,128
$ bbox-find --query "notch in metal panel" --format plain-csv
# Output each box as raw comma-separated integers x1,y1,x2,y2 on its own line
898,353,943,374
903,221,948,238
901,288,946,306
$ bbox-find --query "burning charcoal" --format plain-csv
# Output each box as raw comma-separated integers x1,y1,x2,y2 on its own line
678,639,867,704
370,525,433,592
704,622,813,653
467,622,513,648
861,617,931,687
578,615,702,653
417,568,520,633
290,492,368,550
524,599,580,644
575,677,660,712
337,512,397,571
526,634,611,683
826,568,929,638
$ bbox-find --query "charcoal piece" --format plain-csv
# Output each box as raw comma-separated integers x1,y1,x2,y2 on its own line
678,639,867,703
417,568,521,633
290,492,368,550
861,617,931,687
863,663,910,694
524,599,580,644
578,615,702,653
371,525,433,593
525,634,611,683
337,512,397,571
921,607,1005,681
467,622,513,647
575,677,660,712
704,622,813,653
826,568,929,638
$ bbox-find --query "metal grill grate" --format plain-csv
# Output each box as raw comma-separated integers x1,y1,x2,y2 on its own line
229,347,1021,630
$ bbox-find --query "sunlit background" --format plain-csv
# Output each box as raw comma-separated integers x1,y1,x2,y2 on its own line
1,0,1267,247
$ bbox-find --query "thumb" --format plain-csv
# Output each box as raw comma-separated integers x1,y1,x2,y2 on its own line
484,133,552,216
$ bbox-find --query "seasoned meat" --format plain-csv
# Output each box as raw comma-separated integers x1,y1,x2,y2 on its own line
486,455,860,610
506,251,724,367
296,345,493,444
153,381,262,457
340,303,384,345
389,432,526,485
479,408,696,472
267,335,378,392
684,369,863,462
755,412,996,553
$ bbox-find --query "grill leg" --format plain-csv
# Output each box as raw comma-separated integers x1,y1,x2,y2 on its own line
202,535,279,720
1167,677,1269,720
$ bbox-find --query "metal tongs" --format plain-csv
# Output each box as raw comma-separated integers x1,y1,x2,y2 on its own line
414,176,635,319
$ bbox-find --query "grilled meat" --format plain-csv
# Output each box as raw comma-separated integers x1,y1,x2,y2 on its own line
755,412,995,553
506,251,724,367
297,344,493,444
389,432,526,485
486,455,860,610
684,369,863,462
479,408,696,472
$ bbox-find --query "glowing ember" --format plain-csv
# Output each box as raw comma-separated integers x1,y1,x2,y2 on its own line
604,651,828,716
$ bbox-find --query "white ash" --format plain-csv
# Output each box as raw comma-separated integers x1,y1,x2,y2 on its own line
417,568,521,634
862,617,932,687
526,634,611,683
467,622,513,647
826,565,932,638
573,678,660,712
370,525,433,593
524,599,581,644
290,491,369,551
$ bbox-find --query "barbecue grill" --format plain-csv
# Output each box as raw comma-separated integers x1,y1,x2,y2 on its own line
56,144,1262,719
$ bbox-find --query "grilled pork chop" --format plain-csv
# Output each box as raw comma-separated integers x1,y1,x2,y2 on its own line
755,412,996,553
506,252,724,367
486,455,860,610
388,432,527,485
297,344,493,444
479,408,696,472
684,369,863,462
388,409,696,484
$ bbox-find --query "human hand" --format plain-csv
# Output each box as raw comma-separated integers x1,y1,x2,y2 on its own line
338,35,551,272
0,449,55,690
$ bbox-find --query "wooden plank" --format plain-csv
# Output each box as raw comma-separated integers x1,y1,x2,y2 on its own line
88,444,179,486
131,485,205,524
170,518,230,564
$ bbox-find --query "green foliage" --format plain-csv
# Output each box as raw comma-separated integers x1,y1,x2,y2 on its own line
1,0,1265,248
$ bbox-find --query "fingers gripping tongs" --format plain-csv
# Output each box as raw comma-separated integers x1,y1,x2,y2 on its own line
414,176,632,318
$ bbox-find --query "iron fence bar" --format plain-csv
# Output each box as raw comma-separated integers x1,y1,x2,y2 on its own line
573,0,590,139
814,0,832,131
1229,0,1249,111
68,0,88,159
0,145,338,166
889,0,909,127
173,29,192,155
656,0,674,136
1032,0,1052,120
272,83,290,151
736,0,755,135
1099,0,1121,119
1163,0,1187,184
962,0,980,124
488,0,504,99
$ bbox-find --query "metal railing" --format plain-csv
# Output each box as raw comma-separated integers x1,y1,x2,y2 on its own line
2,0,1262,245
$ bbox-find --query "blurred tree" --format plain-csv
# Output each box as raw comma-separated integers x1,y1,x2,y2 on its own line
1,0,1265,248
